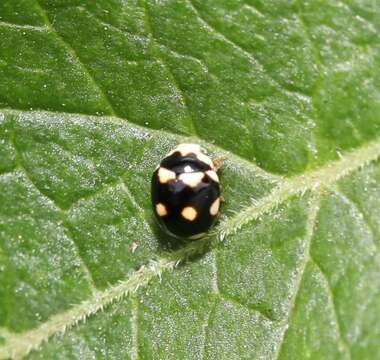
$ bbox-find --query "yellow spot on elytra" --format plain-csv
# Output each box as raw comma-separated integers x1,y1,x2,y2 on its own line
167,143,215,169
210,198,220,216
156,203,168,217
158,167,176,184
181,206,197,221
206,170,219,183
179,172,204,187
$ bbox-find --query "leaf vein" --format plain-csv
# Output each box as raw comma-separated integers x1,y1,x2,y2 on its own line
218,292,275,321
187,0,309,98
0,108,284,181
140,0,199,137
0,20,48,32
213,244,275,321
2,129,380,359
34,0,117,117
130,297,139,360
295,0,323,164
0,259,177,359
120,182,153,235
82,7,149,45
155,42,210,75
333,187,379,252
273,195,320,359
218,138,380,239
310,257,352,359
8,122,98,291
200,299,217,360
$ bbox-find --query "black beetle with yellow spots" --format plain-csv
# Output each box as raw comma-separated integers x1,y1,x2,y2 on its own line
151,143,221,239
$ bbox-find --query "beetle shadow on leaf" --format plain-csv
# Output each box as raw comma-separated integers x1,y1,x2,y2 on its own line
151,218,212,263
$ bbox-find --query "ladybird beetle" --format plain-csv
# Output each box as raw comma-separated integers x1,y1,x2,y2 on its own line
151,143,221,239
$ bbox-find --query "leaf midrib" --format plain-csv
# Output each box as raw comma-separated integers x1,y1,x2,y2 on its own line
1,128,380,359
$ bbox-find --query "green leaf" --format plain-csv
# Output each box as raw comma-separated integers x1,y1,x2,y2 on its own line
0,1,380,359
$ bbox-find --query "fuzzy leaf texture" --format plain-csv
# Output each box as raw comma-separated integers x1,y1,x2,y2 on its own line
0,0,380,359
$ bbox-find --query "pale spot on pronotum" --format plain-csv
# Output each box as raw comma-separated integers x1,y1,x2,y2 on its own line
181,206,197,221
197,152,214,169
169,143,201,157
156,203,168,217
206,170,219,183
158,167,176,184
210,198,220,216
179,172,204,187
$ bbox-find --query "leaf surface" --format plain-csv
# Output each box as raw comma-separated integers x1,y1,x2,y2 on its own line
0,1,380,359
